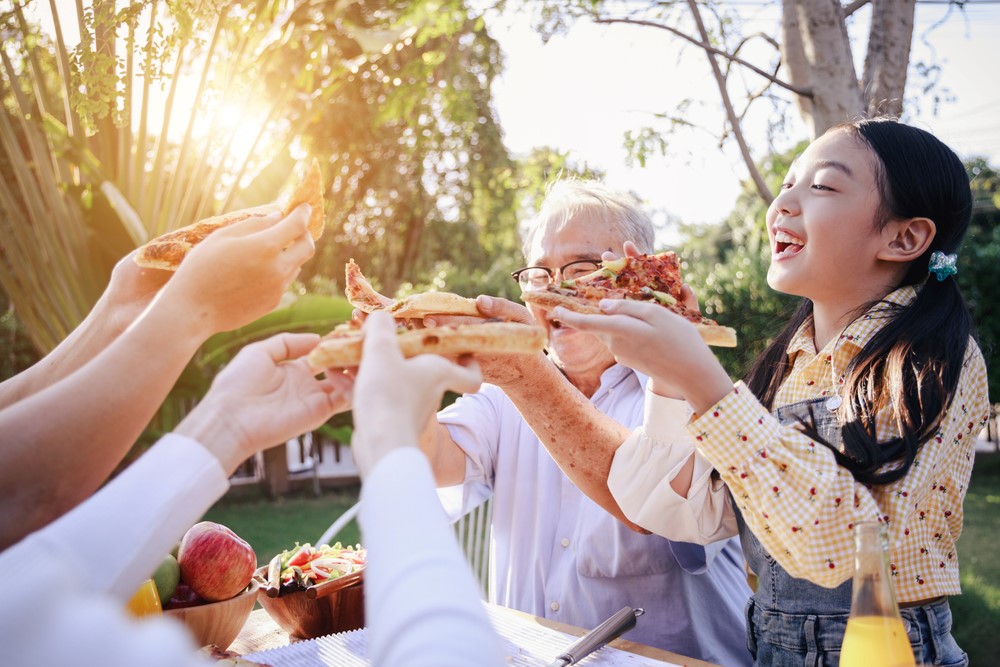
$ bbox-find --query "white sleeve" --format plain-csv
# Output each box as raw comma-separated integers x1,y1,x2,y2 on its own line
0,434,228,667
608,390,738,544
2,433,229,599
360,447,505,667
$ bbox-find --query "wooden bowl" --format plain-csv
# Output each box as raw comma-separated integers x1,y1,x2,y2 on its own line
254,566,365,640
164,578,259,649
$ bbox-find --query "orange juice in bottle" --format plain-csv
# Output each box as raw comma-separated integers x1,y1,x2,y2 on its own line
126,578,162,617
839,522,915,667
841,615,913,667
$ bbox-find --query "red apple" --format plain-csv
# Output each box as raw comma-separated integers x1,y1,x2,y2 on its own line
177,521,256,602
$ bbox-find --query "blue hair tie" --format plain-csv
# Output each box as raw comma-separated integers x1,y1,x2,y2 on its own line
928,251,958,281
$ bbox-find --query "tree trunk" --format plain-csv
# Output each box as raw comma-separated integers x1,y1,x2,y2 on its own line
781,1,814,124
861,0,916,118
781,0,865,137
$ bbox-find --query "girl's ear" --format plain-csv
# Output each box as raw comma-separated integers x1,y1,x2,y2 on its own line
877,217,936,263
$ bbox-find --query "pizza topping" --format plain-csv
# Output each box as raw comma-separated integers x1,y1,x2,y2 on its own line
272,542,366,594
521,251,738,347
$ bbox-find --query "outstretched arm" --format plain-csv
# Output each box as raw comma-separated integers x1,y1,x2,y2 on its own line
0,205,316,550
346,312,504,667
469,295,648,531
0,332,349,667
0,250,171,410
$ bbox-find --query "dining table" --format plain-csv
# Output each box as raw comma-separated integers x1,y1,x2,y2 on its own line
227,603,723,667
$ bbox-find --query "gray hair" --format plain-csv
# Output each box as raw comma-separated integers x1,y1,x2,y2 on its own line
521,179,655,259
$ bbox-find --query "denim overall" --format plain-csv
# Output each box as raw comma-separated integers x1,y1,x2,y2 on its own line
737,397,968,667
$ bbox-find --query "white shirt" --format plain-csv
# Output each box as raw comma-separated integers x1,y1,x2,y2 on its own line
360,447,504,667
0,436,504,667
608,389,739,544
0,434,227,667
438,364,752,667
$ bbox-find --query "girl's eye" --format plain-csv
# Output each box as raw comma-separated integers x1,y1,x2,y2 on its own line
811,183,833,191
779,181,793,191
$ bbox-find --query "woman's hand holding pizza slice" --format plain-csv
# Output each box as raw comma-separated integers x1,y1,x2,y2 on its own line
134,160,325,271
155,203,316,337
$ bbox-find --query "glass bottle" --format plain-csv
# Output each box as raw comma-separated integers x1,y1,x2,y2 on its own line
840,522,915,667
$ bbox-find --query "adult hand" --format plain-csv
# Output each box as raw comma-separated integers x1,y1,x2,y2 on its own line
175,332,352,474
350,311,483,477
423,295,545,388
155,204,316,336
550,299,733,414
600,240,645,262
96,250,173,335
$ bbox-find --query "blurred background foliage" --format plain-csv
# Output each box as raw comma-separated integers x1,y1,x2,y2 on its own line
1,0,999,432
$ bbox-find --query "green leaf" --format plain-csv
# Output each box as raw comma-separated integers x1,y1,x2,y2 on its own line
196,294,354,369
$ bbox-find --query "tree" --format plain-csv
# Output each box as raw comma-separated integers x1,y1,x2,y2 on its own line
677,142,802,378
521,0,958,207
958,158,1000,401
2,1,548,368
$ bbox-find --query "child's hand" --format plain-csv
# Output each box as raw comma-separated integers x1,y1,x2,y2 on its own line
550,299,733,414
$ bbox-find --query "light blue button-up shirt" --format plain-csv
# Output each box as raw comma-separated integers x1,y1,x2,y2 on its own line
438,364,753,667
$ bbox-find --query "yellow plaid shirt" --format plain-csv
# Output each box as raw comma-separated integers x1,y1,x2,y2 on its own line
687,286,989,601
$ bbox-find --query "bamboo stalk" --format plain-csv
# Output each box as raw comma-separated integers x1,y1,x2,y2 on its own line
47,0,81,141
131,0,158,207
176,13,254,222
156,8,227,233
147,43,189,236
6,109,94,318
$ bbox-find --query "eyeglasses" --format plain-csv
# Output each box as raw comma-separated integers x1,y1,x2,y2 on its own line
511,259,602,290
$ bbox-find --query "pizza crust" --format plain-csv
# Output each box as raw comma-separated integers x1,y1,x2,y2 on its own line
345,259,395,313
521,291,738,348
134,161,325,271
388,292,481,319
344,260,483,319
308,322,546,370
283,160,325,240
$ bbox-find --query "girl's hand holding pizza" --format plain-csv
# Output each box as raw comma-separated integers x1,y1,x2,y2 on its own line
551,299,733,415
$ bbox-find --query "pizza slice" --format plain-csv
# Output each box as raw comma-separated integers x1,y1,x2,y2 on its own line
344,259,482,319
134,160,325,271
308,319,546,370
345,259,395,313
520,251,738,348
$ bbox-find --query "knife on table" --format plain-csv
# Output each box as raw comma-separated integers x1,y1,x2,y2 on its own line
545,606,645,667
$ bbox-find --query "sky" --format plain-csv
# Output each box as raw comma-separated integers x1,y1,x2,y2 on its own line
486,2,1000,240
26,0,1000,243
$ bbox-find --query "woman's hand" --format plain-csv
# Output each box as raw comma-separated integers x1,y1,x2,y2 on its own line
155,204,316,337
175,332,352,473
350,311,483,477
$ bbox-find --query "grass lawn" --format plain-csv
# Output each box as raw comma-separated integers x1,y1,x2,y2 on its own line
200,453,1000,662
201,486,362,564
952,450,1000,665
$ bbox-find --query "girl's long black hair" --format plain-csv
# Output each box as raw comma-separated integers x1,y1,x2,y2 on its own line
743,118,976,485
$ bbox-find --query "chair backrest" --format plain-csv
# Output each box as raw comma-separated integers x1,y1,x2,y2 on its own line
452,496,493,598
316,501,361,547
315,496,494,598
